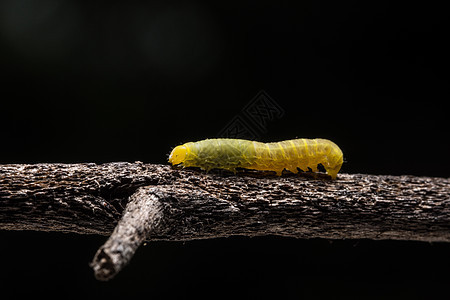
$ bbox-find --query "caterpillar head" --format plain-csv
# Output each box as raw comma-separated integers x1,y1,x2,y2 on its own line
169,145,187,165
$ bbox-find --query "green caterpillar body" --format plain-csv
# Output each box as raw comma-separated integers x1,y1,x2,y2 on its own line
169,138,344,179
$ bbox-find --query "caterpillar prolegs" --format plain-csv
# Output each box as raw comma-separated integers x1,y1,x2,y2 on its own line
169,138,344,179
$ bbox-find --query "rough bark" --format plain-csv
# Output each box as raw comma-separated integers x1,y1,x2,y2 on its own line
91,188,164,280
1,162,449,280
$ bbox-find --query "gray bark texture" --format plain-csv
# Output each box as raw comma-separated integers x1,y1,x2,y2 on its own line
1,162,449,280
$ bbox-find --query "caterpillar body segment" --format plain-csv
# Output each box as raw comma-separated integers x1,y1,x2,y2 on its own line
169,138,343,179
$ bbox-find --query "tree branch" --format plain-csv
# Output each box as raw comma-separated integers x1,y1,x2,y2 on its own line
91,187,164,280
1,162,449,280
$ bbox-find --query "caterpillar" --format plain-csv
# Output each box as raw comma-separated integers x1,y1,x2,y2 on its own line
168,138,344,179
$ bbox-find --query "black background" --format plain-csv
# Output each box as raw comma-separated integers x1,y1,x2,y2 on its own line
0,0,448,298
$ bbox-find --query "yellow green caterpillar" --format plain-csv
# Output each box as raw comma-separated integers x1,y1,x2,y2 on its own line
169,138,344,179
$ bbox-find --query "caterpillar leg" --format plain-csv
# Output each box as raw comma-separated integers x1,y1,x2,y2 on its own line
325,167,339,179
274,169,284,176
